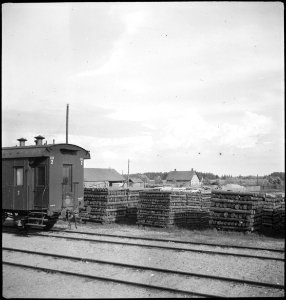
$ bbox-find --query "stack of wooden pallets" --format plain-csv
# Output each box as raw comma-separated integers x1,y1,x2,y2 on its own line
81,188,127,223
262,193,285,231
209,191,264,232
137,190,187,227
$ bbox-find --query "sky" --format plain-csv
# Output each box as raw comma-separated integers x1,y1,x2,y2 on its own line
2,2,284,176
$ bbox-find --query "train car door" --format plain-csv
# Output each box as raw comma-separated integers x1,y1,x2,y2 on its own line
13,160,27,210
62,164,75,209
33,162,49,209
2,160,14,210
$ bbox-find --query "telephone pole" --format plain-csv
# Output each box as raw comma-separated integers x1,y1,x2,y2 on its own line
127,159,130,188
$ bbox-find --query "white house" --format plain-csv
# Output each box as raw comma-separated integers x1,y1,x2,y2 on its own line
166,169,200,187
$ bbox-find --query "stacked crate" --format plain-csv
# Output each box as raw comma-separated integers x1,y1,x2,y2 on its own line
81,188,127,223
137,190,187,227
209,191,264,232
262,193,285,231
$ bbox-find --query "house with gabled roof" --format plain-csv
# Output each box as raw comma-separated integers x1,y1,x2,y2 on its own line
137,174,151,185
84,168,124,188
123,175,145,188
166,168,200,187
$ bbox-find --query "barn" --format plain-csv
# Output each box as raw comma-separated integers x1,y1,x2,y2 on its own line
123,175,145,188
166,169,200,187
84,168,124,188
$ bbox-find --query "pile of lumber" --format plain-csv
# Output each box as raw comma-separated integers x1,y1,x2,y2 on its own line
185,192,201,228
125,189,142,223
185,211,209,228
137,189,212,228
209,191,264,232
80,188,127,223
201,190,212,211
186,191,201,210
137,190,187,227
185,190,211,228
280,197,285,229
262,193,285,231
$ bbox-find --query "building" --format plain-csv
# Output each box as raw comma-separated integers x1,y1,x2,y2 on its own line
221,184,246,192
137,174,151,186
154,175,163,185
124,175,145,188
166,169,200,187
84,168,124,188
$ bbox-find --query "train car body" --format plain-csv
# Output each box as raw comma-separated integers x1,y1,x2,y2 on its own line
2,136,90,229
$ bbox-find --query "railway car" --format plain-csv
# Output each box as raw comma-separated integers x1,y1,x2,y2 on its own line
2,135,90,230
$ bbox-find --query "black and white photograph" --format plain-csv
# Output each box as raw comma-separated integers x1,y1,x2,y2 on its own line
2,2,284,298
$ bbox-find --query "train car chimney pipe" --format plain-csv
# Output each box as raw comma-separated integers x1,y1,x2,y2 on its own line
17,138,27,147
34,135,45,146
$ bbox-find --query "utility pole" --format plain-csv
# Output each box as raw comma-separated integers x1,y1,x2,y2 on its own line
127,159,130,188
257,174,258,186
66,104,69,144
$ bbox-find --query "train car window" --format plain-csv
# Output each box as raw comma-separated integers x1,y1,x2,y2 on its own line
36,166,46,186
15,167,24,186
60,149,78,155
63,164,72,192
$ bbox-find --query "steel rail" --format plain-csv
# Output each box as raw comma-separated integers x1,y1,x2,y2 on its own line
33,233,285,261
2,228,284,261
3,261,221,298
54,229,285,253
3,225,284,253
3,247,284,290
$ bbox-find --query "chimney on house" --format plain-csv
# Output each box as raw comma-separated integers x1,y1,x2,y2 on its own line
34,135,45,146
17,138,27,147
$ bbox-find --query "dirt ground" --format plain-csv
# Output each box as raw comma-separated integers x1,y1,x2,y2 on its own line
2,219,285,298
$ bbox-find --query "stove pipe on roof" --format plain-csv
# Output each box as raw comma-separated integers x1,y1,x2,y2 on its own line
17,138,27,147
34,135,45,146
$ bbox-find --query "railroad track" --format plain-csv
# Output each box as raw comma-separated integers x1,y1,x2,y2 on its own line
55,229,285,253
3,247,284,298
3,226,284,261
3,225,284,297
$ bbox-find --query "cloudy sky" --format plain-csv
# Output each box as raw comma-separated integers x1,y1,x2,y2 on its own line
2,2,284,176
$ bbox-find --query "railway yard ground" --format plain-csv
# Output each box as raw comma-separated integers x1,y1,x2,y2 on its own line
2,218,285,298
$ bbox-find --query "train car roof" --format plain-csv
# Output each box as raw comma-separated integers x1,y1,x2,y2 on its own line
2,143,90,159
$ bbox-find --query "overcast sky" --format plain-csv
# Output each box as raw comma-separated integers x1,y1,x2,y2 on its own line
2,2,284,176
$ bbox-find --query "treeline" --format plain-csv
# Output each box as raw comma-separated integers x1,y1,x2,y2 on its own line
130,171,284,181
132,171,219,180
141,172,169,180
269,172,285,180
195,172,219,180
